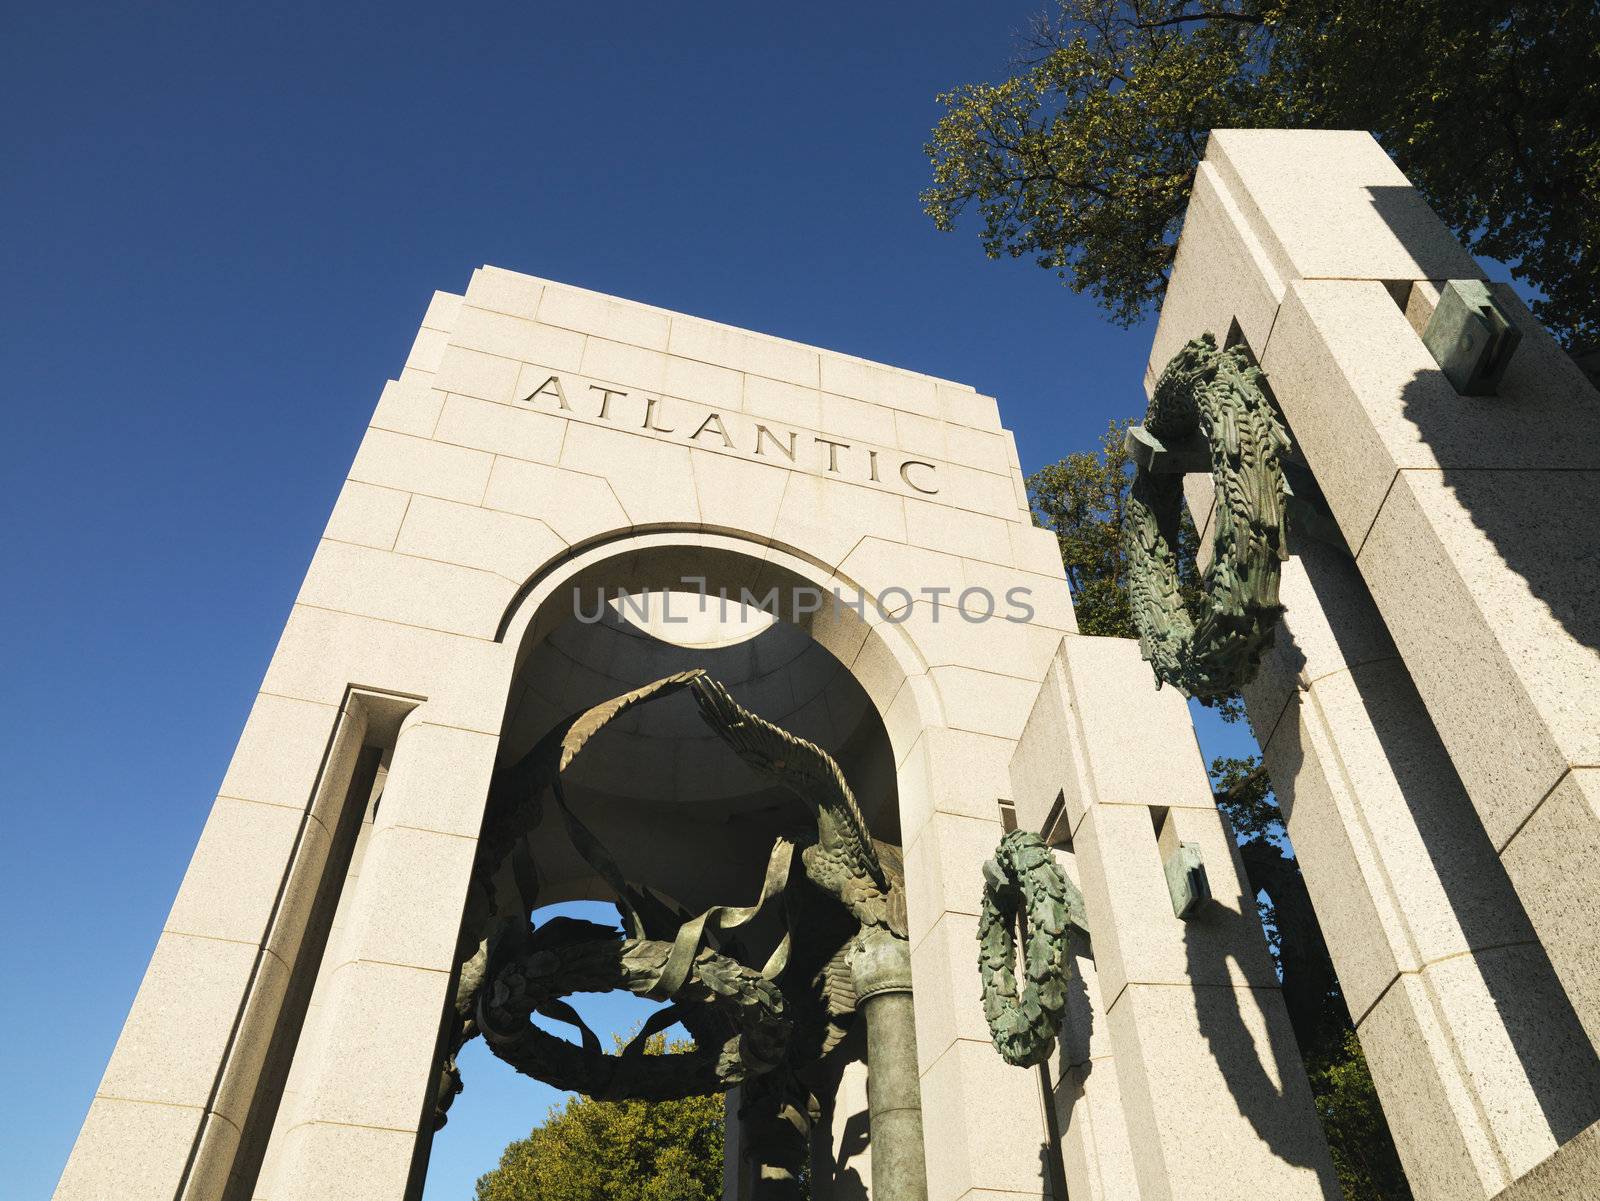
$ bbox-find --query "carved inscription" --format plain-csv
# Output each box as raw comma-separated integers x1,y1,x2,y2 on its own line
515,373,940,495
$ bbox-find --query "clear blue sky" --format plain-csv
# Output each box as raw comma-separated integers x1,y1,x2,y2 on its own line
1,3,1251,1197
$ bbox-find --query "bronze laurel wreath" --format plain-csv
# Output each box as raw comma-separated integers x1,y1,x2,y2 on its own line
1124,334,1290,701
977,830,1071,1068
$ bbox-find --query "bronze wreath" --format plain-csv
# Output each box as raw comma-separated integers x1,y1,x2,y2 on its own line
1124,334,1290,701
977,830,1071,1068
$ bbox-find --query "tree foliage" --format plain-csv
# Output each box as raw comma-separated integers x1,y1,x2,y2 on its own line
925,0,1600,346
1027,441,1411,1199
475,1036,724,1201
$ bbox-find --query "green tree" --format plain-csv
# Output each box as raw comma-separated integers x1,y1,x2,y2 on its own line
475,1036,724,1201
1026,439,1411,1200
924,0,1600,346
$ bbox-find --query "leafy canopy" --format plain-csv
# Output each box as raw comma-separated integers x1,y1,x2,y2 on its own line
475,1036,724,1201
924,0,1600,345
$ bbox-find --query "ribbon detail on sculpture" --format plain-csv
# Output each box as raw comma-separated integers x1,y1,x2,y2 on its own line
1124,334,1290,701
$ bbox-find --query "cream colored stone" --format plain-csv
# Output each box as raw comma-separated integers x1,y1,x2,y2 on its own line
394,494,565,583
910,911,991,1069
936,383,1001,431
820,391,897,445
741,373,822,427
663,352,742,411
1357,466,1600,846
431,344,522,403
405,326,448,373
453,305,585,371
1058,636,1214,813
269,1121,418,1201
820,353,940,417
342,826,477,971
465,265,543,320
261,606,513,734
918,1038,1051,1201
296,959,450,1131
903,498,1010,563
899,725,1017,832
894,409,947,459
348,427,492,506
691,450,789,543
928,665,1041,741
324,480,410,550
371,721,498,839
1207,128,1481,285
1147,159,1284,378
581,335,669,392
371,377,444,438
219,693,342,812
558,420,699,527
669,315,819,388
297,539,515,638
433,391,565,464
960,556,1078,636
421,289,462,332
484,455,630,545
772,472,905,568
1107,982,1339,1200
903,811,1004,950
936,461,1023,521
165,796,325,948
537,281,671,349
943,423,1011,475
53,1098,210,1201
97,932,264,1109
1502,769,1600,1047
1009,649,1085,839
1009,521,1066,578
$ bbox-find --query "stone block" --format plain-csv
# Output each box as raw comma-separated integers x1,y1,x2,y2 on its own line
691,451,789,543
453,305,587,373
394,494,565,584
662,351,742,410
1009,650,1086,839
1077,804,1278,1005
1107,980,1338,1200
269,1118,419,1201
910,911,990,1070
943,423,1012,476
928,665,1041,741
432,344,522,404
937,383,1002,431
372,721,498,839
323,480,409,550
741,373,822,427
900,725,1018,833
53,1098,210,1201
903,811,1004,951
557,421,699,527
837,535,967,610
1058,636,1213,811
894,409,947,460
1010,522,1065,579
820,390,897,445
918,1038,1052,1201
1206,128,1481,286
433,392,565,465
537,281,671,350
820,353,939,416
297,539,515,638
465,265,543,320
342,826,478,972
348,427,492,506
261,606,513,735
668,316,819,388
405,326,447,374
1358,467,1600,844
959,557,1077,636
483,454,630,545
1501,768,1600,1047
1055,1054,1142,1201
421,289,462,332
903,499,1011,564
218,693,341,813
581,335,668,392
97,931,264,1109
297,959,451,1131
164,795,325,949
1148,159,1285,382
772,473,905,569
371,377,444,438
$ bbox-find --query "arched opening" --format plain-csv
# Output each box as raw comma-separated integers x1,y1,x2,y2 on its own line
424,534,929,1197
